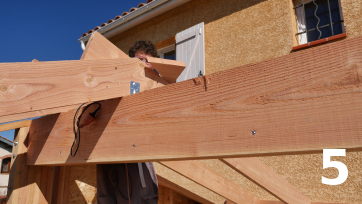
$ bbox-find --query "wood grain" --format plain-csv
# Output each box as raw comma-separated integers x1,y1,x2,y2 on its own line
221,158,311,204
147,57,186,83
157,175,213,204
161,160,260,204
0,120,31,132
26,36,362,165
0,58,168,123
80,31,129,60
7,127,29,204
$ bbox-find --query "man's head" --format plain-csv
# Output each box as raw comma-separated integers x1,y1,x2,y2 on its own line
129,40,157,68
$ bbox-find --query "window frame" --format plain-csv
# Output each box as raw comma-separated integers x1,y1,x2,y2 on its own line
294,0,345,45
157,44,175,59
1,157,11,173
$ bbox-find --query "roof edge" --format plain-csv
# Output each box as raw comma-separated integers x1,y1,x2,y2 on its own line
78,0,191,44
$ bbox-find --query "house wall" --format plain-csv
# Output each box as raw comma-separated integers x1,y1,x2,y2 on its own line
0,142,12,197
110,0,362,75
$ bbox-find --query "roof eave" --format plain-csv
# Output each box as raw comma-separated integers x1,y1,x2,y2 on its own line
78,0,191,44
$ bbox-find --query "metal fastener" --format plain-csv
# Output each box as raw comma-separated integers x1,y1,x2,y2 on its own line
133,144,136,147
14,141,18,146
252,131,256,135
12,154,16,159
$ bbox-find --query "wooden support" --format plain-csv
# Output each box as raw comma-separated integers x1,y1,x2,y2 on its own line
160,160,260,204
0,120,31,132
259,201,353,204
0,57,173,124
80,31,129,60
157,175,214,204
221,158,311,204
27,36,362,165
147,57,186,83
7,127,29,204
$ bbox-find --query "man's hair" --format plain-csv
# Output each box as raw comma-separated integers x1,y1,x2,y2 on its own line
128,40,158,57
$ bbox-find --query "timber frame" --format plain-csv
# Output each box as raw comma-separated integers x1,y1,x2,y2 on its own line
3,32,362,203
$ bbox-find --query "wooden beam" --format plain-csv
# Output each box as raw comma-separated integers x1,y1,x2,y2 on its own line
0,58,168,124
7,127,29,204
147,57,186,83
157,175,214,204
27,36,362,165
160,160,260,204
80,31,129,60
260,201,353,204
0,120,31,132
221,158,311,204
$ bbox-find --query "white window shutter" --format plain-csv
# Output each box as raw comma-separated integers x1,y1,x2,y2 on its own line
176,22,205,82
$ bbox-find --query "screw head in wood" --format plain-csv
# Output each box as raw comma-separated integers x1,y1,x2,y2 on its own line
252,131,256,135
12,154,15,159
14,141,18,146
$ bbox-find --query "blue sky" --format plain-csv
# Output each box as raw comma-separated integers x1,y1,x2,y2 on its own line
0,0,144,141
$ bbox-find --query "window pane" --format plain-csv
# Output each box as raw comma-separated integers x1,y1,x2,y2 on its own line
164,50,176,60
297,0,344,43
3,163,7,172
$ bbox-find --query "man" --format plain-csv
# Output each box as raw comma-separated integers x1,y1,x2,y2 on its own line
97,40,159,204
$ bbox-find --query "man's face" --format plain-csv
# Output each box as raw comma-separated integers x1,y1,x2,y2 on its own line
135,51,153,69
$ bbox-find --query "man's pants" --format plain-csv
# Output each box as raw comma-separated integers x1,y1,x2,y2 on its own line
97,163,158,204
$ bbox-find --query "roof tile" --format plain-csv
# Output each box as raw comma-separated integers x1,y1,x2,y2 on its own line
80,0,155,38
129,7,137,12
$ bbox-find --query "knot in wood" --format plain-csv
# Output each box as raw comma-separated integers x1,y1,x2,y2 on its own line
85,75,94,83
0,85,7,92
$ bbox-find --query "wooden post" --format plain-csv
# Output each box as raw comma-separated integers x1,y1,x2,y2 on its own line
7,127,29,203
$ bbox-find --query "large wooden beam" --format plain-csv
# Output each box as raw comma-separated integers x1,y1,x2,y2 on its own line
221,158,311,204
0,120,31,132
7,127,29,204
27,36,362,165
160,160,260,204
157,175,214,204
0,58,168,123
80,31,129,60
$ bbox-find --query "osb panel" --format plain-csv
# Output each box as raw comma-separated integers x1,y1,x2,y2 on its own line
109,0,296,75
154,162,226,204
199,159,279,201
68,165,97,204
159,185,199,204
259,152,362,203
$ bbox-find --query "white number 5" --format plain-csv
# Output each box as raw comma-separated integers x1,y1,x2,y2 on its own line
322,149,348,185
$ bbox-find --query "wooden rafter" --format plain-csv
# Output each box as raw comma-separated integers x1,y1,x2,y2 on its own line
160,160,260,204
0,32,184,124
221,158,311,204
157,175,214,204
0,120,31,132
80,31,129,60
27,36,362,166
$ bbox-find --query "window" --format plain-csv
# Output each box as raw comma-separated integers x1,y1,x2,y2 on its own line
158,44,176,60
157,23,205,83
1,157,11,173
295,0,344,44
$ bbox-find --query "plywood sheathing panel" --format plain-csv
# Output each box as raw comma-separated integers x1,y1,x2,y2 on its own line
259,152,362,204
200,159,279,201
154,163,226,204
68,165,97,204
